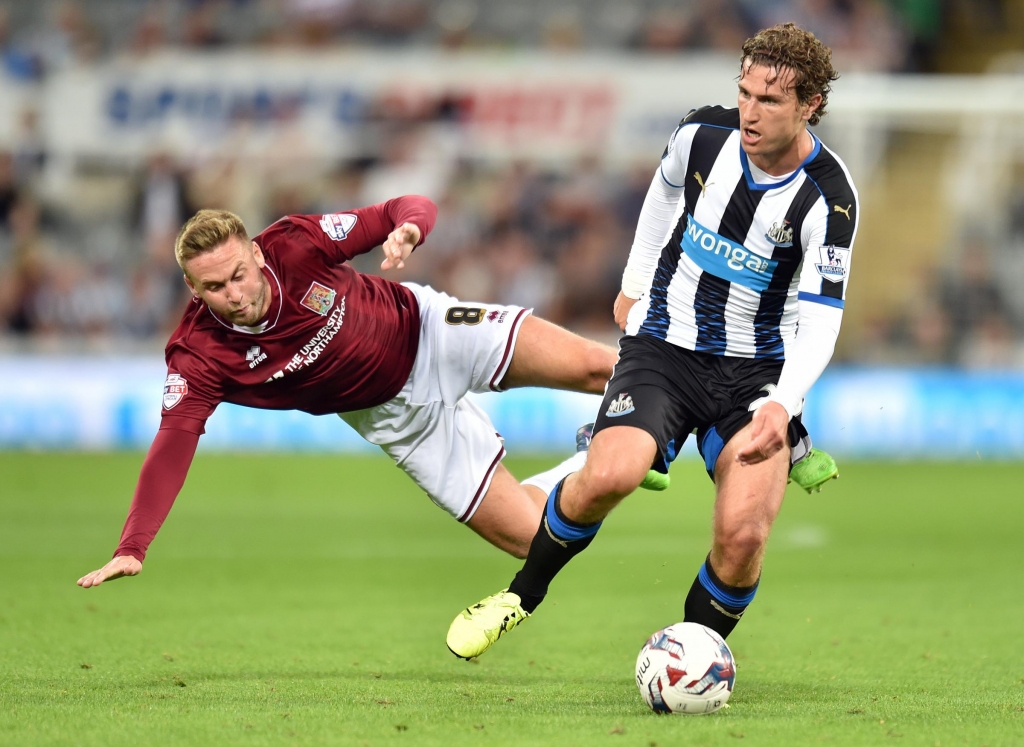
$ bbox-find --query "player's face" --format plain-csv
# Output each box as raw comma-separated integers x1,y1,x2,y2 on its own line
737,59,821,163
184,236,270,327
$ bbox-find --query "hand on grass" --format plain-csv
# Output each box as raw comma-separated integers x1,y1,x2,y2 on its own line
380,222,421,271
77,556,142,588
736,401,789,466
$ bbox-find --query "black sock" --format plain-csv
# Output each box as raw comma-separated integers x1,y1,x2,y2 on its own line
683,555,759,639
508,479,602,613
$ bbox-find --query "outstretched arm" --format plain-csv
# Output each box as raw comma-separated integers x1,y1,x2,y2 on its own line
299,195,437,264
77,425,200,587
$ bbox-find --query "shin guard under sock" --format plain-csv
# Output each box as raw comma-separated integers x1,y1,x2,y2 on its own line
683,555,759,639
508,479,601,613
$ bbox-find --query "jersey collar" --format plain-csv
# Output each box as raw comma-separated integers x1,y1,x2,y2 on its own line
739,131,821,192
207,261,283,335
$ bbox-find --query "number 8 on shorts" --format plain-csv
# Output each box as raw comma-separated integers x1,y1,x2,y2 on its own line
445,307,485,326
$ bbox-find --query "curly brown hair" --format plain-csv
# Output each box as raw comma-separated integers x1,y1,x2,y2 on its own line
740,23,838,126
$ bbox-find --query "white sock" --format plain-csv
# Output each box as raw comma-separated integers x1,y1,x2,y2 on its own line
522,450,588,497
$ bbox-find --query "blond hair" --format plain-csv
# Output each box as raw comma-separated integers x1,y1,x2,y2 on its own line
174,209,249,270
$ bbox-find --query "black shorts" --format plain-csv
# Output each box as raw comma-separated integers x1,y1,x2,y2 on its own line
594,334,810,482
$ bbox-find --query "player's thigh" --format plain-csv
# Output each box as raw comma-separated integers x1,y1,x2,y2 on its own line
712,419,790,551
499,315,616,394
465,464,544,559
342,394,507,523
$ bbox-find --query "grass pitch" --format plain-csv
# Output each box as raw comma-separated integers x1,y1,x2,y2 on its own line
0,452,1021,746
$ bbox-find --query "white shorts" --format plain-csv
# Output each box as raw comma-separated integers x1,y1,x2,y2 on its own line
339,283,531,523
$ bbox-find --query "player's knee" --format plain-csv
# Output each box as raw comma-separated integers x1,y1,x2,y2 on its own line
716,523,768,563
582,344,616,393
581,461,645,503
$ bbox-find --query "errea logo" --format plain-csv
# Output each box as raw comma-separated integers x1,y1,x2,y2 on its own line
246,345,267,369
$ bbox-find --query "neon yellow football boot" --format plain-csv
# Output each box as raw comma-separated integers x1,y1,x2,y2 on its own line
447,589,530,660
789,447,839,494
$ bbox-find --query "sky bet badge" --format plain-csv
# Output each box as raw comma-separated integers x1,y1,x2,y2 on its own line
162,373,188,409
319,213,357,241
300,281,337,316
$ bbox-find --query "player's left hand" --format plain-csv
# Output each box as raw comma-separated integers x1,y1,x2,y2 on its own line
380,222,421,271
736,401,789,466
77,555,142,588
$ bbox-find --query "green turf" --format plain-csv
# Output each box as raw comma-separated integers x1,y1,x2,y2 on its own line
0,453,1021,746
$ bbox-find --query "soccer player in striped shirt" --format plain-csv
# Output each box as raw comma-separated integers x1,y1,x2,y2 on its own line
449,23,858,659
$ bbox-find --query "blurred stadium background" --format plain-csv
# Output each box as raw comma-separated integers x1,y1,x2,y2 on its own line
1,0,1024,457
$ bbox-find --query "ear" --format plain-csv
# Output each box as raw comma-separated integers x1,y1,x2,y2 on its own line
252,241,265,269
183,272,198,297
802,93,823,122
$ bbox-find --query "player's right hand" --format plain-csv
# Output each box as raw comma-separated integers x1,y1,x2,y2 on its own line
380,222,421,271
613,291,638,331
77,555,142,588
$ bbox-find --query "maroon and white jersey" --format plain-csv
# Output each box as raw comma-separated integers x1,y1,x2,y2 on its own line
160,196,437,434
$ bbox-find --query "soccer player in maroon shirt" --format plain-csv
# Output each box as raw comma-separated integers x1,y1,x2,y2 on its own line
77,195,619,588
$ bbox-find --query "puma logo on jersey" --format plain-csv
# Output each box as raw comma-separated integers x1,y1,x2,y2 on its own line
833,204,852,220
606,392,635,418
694,171,713,196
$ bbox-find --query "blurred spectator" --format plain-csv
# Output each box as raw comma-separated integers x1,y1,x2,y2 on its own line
11,108,47,185
130,5,169,57
938,240,1015,356
32,1,102,70
2,197,50,335
0,7,43,81
132,153,196,263
0,153,22,229
182,4,228,49
359,124,456,206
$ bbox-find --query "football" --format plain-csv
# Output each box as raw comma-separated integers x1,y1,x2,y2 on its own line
635,622,736,714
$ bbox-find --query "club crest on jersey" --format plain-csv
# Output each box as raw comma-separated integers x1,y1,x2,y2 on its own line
814,245,850,282
162,373,188,409
606,392,635,418
319,213,357,241
300,282,337,316
764,220,793,247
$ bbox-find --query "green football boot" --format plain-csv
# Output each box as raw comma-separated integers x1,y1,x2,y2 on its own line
576,423,670,492
447,589,529,660
639,469,671,491
789,447,839,493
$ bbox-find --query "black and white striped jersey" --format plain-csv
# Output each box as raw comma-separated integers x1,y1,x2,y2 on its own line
624,105,859,360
